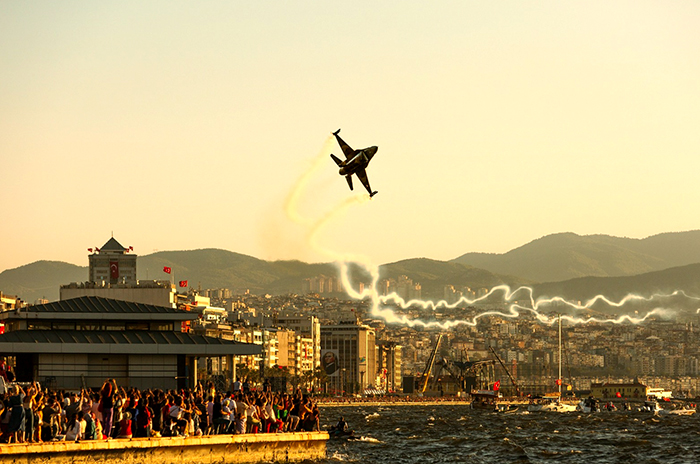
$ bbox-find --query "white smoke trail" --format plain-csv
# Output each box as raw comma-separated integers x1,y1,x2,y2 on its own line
286,137,696,329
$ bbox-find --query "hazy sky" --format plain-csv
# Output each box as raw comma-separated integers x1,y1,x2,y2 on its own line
2,1,699,273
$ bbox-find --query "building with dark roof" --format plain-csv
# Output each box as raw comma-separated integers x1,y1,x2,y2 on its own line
89,237,136,285
61,236,177,307
0,296,261,390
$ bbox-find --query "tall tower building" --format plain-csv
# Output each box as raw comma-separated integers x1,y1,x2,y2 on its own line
62,237,176,308
89,237,137,285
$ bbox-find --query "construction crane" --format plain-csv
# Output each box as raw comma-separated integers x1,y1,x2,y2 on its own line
419,334,443,393
489,346,521,396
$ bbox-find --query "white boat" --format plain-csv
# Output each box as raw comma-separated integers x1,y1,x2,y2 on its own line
577,398,599,413
639,400,661,413
528,396,577,413
657,404,696,416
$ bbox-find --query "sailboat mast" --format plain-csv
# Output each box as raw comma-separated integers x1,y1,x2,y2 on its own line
558,314,562,398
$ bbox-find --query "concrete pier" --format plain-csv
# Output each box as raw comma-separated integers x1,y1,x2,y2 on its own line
0,432,328,464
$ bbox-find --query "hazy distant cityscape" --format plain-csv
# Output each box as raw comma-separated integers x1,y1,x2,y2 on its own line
2,236,699,398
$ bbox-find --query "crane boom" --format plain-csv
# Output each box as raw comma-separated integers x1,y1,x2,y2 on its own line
420,334,443,393
489,346,521,396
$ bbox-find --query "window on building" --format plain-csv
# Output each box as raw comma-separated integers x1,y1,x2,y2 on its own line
27,322,52,330
126,322,149,331
76,323,100,331
149,322,173,331
51,322,76,330
103,324,125,331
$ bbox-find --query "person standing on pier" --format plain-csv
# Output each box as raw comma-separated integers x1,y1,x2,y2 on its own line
99,379,116,439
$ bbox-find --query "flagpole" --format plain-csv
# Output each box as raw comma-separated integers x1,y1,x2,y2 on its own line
558,314,562,399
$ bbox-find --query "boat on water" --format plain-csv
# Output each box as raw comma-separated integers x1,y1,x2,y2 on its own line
470,390,501,410
527,393,577,413
578,398,623,413
496,402,519,413
577,397,600,413
655,401,696,416
470,390,520,412
659,408,696,416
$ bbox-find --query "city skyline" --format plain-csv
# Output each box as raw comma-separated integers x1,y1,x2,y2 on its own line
2,2,700,274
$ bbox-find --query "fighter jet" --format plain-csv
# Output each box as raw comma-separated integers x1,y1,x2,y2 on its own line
330,129,378,198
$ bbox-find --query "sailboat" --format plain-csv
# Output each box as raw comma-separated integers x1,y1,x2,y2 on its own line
527,315,577,413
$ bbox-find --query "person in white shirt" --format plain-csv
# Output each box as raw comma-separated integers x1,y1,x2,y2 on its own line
64,412,82,442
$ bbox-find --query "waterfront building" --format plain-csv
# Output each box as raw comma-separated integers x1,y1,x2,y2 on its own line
320,320,376,394
590,380,649,399
60,236,182,308
0,296,261,390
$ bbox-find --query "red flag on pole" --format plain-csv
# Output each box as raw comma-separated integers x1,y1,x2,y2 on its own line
556,379,562,386
179,280,188,287
493,380,501,391
163,266,172,274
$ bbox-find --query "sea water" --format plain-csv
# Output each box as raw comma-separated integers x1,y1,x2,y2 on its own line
318,404,700,464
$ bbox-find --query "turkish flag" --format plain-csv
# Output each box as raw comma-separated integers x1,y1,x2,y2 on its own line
110,261,119,279
179,280,188,287
493,380,501,391
556,379,562,386
163,266,172,274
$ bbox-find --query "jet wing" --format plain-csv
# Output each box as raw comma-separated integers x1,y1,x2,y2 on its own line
333,131,356,159
355,169,373,196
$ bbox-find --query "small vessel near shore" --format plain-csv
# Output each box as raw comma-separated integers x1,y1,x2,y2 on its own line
470,390,501,410
656,401,696,416
527,394,577,413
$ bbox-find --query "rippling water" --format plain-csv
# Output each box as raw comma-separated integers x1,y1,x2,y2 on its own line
317,404,700,464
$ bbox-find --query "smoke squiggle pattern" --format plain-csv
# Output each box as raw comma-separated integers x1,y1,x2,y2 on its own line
286,138,699,329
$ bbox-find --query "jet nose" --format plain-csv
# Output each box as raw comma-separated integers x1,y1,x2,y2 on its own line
370,146,378,155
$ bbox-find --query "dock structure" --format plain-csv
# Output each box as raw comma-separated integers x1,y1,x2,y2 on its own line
0,432,329,464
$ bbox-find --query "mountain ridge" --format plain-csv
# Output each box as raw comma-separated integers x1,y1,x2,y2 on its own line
452,230,700,282
3,230,700,304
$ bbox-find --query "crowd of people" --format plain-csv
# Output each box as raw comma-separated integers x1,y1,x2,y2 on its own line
0,378,321,443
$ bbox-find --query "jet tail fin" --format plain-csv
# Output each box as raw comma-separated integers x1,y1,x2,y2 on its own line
330,154,343,167
370,191,378,198
346,175,353,191
333,129,341,135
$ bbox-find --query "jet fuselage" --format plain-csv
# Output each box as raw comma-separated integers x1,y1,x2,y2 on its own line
338,146,378,176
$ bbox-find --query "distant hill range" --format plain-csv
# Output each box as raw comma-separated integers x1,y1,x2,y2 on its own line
2,231,700,305
452,231,700,283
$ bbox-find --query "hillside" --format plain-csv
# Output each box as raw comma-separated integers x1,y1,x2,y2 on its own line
4,230,700,306
533,262,700,301
0,251,524,303
531,263,700,319
452,231,700,282
378,258,527,298
0,261,87,302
